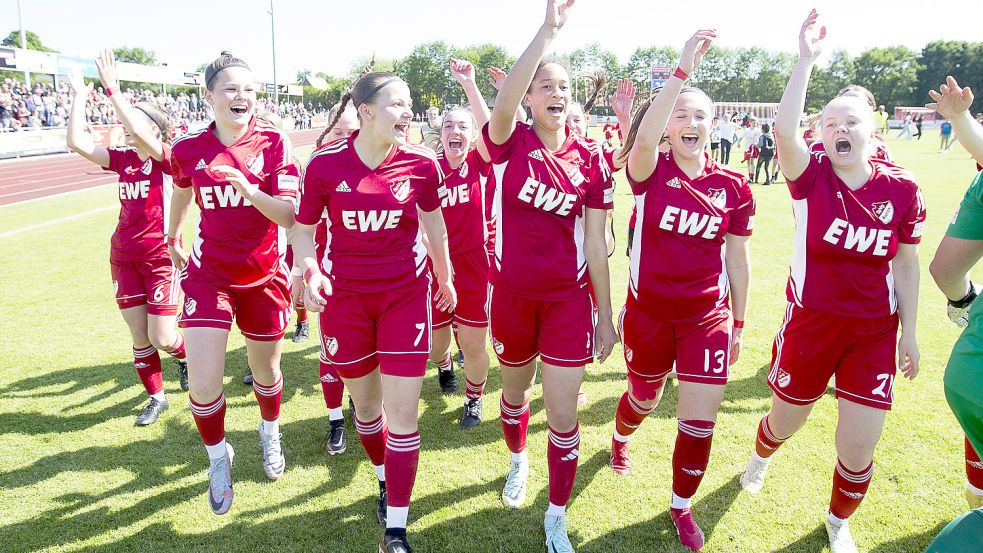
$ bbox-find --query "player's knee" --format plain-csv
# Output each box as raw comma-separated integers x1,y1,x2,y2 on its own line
146,329,174,351
458,332,487,357
628,374,665,405
546,409,578,433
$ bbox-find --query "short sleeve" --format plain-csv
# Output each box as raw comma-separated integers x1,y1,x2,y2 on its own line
481,121,523,165
417,156,444,213
728,180,756,236
585,148,614,210
470,148,493,177
296,159,326,225
157,144,173,176
947,172,983,240
271,133,301,200
786,152,821,200
169,148,193,189
105,148,125,174
899,185,927,244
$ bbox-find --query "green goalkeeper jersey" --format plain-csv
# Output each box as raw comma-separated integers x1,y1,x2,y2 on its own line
944,171,983,395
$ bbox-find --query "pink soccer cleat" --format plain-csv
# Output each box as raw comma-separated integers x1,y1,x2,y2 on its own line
670,507,705,551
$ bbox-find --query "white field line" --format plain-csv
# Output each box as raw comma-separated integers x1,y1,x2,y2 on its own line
0,204,116,239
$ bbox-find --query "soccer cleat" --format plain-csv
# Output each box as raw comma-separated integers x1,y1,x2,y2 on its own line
825,515,858,553
376,480,388,526
740,455,771,494
258,422,285,480
610,438,631,476
379,531,414,553
326,419,347,455
453,349,465,371
176,359,189,391
544,514,575,553
967,485,983,510
438,365,458,393
291,319,310,343
135,397,168,426
670,507,706,551
459,397,483,429
501,457,529,509
207,443,235,515
242,367,254,386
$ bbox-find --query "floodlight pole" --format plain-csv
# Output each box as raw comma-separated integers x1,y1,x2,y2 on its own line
17,0,30,87
268,0,278,105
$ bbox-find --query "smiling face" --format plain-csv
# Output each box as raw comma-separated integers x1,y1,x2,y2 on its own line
821,96,875,168
667,90,713,160
123,110,161,148
525,63,571,132
206,66,256,128
360,81,413,146
440,108,474,158
566,103,587,136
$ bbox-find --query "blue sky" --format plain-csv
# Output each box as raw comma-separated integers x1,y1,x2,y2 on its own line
6,0,979,82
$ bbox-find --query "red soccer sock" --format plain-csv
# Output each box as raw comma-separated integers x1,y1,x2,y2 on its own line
500,397,530,454
385,431,421,508
965,437,983,490
133,345,163,396
754,414,787,458
319,359,344,410
547,424,581,507
355,414,389,467
614,392,655,439
465,378,486,401
252,374,283,422
161,333,186,360
829,459,874,520
189,393,226,446
436,352,452,371
296,307,308,323
671,420,716,500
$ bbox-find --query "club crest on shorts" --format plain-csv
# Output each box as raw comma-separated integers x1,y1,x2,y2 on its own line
244,153,265,176
776,368,791,388
323,336,339,357
492,337,504,355
707,188,727,209
624,345,634,363
871,201,894,224
458,161,469,179
390,179,411,202
184,298,197,316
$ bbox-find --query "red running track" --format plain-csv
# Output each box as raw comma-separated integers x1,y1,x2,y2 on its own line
0,128,325,206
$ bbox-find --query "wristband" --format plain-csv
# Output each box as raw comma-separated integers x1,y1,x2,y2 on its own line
165,235,180,247
290,266,304,279
949,282,978,309
733,319,745,329
303,266,322,283
106,87,116,97
673,67,689,81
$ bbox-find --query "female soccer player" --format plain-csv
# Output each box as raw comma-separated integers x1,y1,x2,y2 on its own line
484,1,617,550
292,72,455,553
424,58,495,429
927,76,983,511
65,50,187,427
166,52,300,515
609,30,754,553
739,13,925,553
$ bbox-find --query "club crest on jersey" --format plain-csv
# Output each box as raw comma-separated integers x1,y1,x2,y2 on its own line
323,336,339,356
184,298,197,316
390,179,411,202
666,177,682,189
707,188,727,209
871,201,894,224
624,346,633,363
244,153,265,176
458,161,469,179
141,157,152,175
776,368,791,388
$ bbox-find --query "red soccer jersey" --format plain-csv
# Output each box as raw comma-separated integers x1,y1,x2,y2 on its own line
105,147,173,262
627,152,754,323
170,117,300,288
296,132,444,296
438,148,491,255
786,152,926,318
482,122,614,301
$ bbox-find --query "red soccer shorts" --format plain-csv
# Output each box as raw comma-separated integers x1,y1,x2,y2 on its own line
768,303,899,410
179,270,292,341
488,286,594,368
432,248,490,329
619,300,732,387
111,255,181,316
319,275,432,380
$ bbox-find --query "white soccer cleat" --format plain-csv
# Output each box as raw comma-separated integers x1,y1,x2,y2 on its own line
502,458,529,509
740,454,770,494
545,514,576,553
258,422,285,480
825,515,858,553
207,443,235,515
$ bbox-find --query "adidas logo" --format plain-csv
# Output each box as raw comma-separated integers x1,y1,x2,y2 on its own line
336,181,351,192
195,159,207,171
666,177,681,188
503,418,521,426
839,489,864,500
559,449,580,462
134,362,150,369
528,150,544,162
682,468,705,476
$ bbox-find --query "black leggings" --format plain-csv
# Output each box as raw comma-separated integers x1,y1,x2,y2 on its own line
755,156,774,183
720,139,733,164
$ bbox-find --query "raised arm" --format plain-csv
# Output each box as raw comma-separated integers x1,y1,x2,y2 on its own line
487,0,574,145
927,76,983,164
626,30,714,183
65,70,110,167
776,9,826,181
450,58,492,162
96,49,166,161
488,66,529,124
606,78,636,169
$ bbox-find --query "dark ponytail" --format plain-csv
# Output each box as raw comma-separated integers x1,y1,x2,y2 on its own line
582,72,606,114
316,58,375,148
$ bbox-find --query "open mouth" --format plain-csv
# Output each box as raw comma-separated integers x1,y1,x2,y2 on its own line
448,139,463,150
230,104,248,116
394,123,409,136
547,102,564,116
835,138,852,154
681,133,699,147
